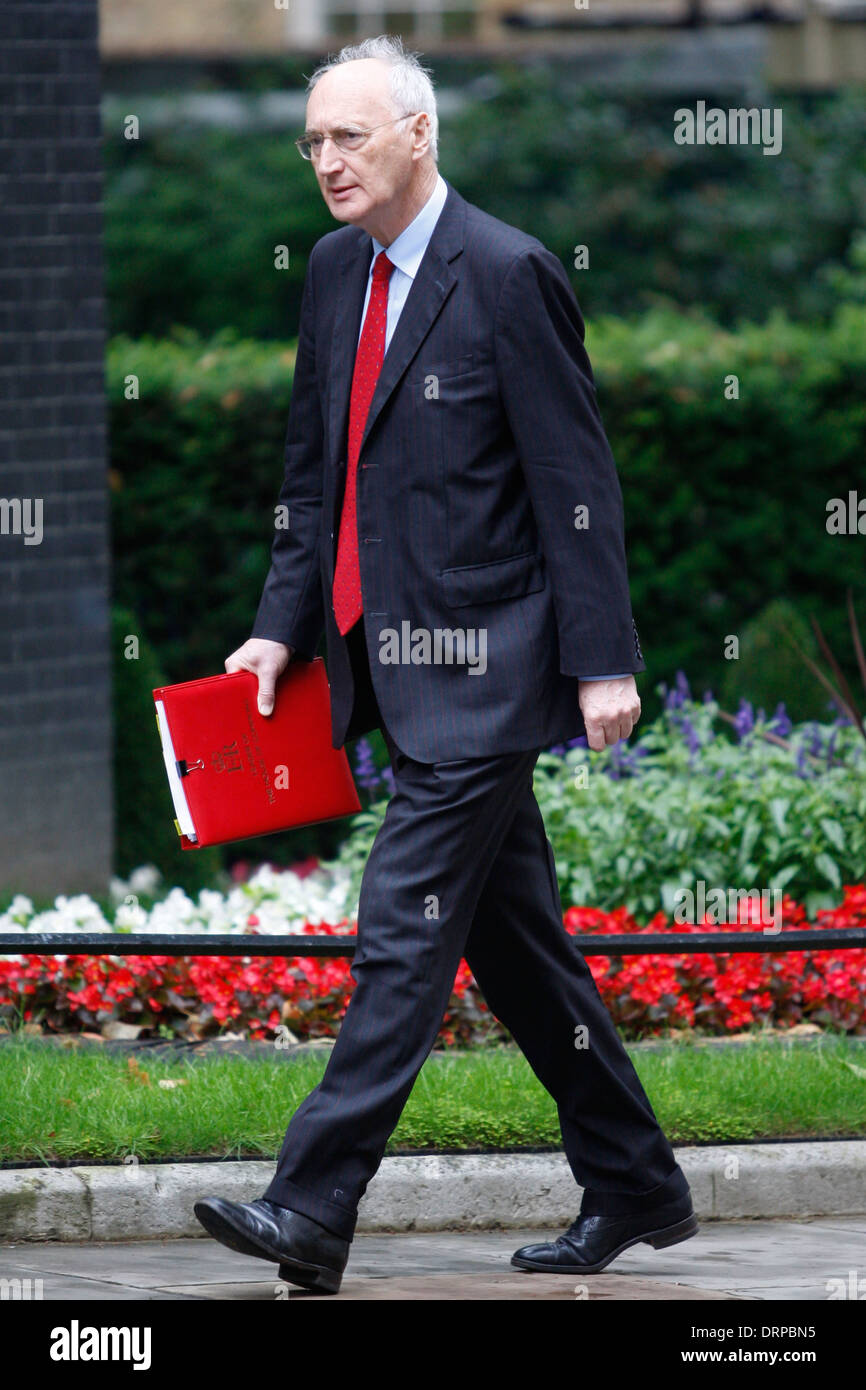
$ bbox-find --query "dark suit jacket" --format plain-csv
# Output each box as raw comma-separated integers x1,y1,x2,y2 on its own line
250,176,645,762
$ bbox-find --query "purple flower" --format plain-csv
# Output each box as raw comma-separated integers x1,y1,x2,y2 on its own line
605,742,626,779
663,670,692,711
353,737,381,791
768,702,792,738
679,714,702,754
602,739,649,780
733,699,755,740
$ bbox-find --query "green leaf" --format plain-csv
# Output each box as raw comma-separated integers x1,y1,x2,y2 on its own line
738,815,761,869
819,818,846,852
771,864,800,891
769,798,790,835
660,881,684,916
814,853,841,889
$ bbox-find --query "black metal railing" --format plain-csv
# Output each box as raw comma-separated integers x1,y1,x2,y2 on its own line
1,928,864,957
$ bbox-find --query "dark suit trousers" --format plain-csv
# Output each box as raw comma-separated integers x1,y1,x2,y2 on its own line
263,620,687,1240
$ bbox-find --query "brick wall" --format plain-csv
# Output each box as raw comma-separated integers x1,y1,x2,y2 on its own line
0,0,114,897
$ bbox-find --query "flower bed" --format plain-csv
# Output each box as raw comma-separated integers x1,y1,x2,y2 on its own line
1,868,863,1044
340,682,866,925
563,885,866,1038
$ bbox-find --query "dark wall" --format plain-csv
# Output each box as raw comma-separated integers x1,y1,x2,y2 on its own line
0,1,113,896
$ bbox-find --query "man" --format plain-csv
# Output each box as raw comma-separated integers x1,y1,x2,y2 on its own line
194,35,696,1296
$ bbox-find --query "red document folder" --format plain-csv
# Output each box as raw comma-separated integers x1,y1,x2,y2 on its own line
152,658,361,850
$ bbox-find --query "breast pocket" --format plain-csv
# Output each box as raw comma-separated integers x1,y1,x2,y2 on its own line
405,354,476,392
440,551,546,607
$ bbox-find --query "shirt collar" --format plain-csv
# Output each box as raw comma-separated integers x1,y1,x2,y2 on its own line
370,173,448,280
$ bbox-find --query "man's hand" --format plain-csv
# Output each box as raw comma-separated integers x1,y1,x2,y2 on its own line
578,675,641,751
225,638,294,717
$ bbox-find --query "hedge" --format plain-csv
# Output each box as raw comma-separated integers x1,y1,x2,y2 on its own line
103,78,866,336
108,297,866,716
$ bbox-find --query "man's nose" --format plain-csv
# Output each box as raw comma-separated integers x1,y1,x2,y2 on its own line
316,138,345,174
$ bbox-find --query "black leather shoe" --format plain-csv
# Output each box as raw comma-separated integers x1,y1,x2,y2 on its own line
511,1195,698,1275
193,1196,349,1294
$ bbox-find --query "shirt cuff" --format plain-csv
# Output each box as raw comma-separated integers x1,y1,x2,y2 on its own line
578,673,630,681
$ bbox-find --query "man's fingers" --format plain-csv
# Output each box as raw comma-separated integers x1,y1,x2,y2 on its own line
579,676,641,751
257,671,277,716
584,711,640,749
223,635,295,716
585,719,606,752
223,647,283,716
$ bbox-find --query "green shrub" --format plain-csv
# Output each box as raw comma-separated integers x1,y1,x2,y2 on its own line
111,603,223,893
330,689,866,924
720,598,827,723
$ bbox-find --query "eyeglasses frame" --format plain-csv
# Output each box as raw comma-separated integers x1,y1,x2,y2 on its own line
295,112,424,161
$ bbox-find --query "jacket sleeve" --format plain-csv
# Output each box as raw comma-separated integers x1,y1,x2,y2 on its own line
249,247,326,660
493,245,645,679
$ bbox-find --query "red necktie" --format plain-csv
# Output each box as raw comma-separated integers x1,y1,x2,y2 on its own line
332,250,395,636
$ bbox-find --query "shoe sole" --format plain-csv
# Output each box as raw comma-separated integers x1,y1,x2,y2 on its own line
277,1259,342,1295
193,1201,343,1294
510,1212,699,1276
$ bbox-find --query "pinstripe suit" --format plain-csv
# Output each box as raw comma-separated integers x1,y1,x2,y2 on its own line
251,177,688,1240
251,176,643,760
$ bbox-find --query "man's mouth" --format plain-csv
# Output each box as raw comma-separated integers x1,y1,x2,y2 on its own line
330,185,357,199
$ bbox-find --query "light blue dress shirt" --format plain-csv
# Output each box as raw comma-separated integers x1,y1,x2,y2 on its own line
356,173,628,682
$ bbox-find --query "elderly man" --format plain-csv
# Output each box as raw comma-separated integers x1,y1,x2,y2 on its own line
194,35,695,1295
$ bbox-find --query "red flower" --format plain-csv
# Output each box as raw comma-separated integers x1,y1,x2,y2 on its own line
0,888,864,1044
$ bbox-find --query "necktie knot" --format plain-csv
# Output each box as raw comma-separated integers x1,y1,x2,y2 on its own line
373,251,394,283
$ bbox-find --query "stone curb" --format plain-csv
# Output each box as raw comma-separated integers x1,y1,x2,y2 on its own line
1,1142,865,1242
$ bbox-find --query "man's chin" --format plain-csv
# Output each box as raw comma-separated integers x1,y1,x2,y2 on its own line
325,188,368,222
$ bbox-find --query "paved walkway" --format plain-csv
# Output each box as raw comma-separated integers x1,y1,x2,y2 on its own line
2,1217,864,1300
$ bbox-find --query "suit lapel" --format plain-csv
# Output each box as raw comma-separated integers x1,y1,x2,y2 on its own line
327,236,371,471
326,178,467,470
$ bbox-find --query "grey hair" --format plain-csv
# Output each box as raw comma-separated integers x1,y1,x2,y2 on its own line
306,34,439,164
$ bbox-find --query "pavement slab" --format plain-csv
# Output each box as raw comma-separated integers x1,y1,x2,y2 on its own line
2,1217,863,1300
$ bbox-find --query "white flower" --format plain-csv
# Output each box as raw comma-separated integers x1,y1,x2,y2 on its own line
114,902,149,931
0,895,35,929
11,861,357,937
129,865,163,895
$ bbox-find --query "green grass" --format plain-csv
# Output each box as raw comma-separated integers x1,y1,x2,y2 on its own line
1,1035,865,1165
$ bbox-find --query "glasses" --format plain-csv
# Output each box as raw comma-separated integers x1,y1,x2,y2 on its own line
295,113,421,161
